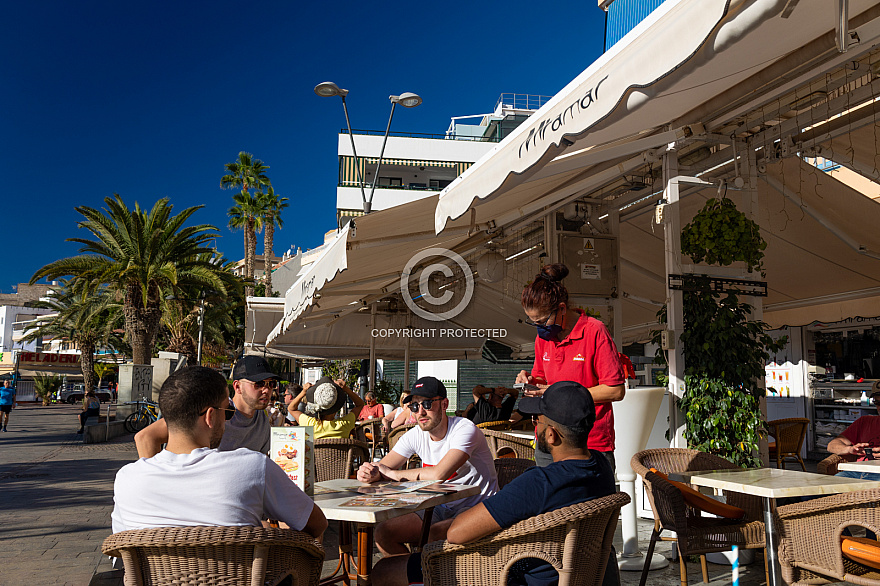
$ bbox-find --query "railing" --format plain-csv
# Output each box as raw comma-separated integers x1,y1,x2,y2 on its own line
338,182,440,190
341,129,501,142
494,93,552,112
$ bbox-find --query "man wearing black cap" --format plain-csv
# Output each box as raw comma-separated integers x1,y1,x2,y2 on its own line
372,380,618,586
357,376,498,556
134,355,280,458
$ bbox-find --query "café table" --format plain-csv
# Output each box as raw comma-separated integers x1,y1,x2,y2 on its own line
314,478,479,586
677,467,880,586
837,459,880,473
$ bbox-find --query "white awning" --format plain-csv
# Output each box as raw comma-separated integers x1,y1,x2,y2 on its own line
435,0,880,235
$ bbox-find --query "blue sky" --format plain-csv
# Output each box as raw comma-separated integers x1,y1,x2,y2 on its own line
2,1,607,293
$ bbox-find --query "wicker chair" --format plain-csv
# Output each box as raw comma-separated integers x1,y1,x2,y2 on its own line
632,449,766,586
102,526,324,586
481,428,535,460
776,487,880,585
817,452,856,475
386,423,421,469
475,420,512,431
766,417,809,470
493,457,535,488
313,438,370,482
421,492,629,586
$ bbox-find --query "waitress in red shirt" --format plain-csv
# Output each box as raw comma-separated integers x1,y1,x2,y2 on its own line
515,263,625,468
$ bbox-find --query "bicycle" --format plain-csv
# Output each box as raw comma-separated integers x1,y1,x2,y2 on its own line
123,399,160,433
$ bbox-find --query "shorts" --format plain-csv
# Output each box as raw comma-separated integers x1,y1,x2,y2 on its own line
0,404,11,414
414,503,457,524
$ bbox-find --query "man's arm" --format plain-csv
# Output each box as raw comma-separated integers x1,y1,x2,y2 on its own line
357,450,408,483
472,385,491,403
446,503,501,545
301,503,328,539
135,418,169,458
378,448,469,482
827,434,874,458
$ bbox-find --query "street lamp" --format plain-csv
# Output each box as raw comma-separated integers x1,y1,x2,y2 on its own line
314,82,422,214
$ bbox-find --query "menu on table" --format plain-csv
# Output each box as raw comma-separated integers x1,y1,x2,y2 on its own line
337,480,462,508
270,426,314,497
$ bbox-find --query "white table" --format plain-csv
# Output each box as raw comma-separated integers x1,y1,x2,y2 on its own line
837,459,880,473
682,467,880,586
315,479,479,585
499,430,533,440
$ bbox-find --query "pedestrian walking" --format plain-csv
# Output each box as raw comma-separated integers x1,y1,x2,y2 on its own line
0,379,17,432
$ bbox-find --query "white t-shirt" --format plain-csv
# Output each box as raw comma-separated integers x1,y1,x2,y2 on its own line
391,416,498,513
111,447,313,534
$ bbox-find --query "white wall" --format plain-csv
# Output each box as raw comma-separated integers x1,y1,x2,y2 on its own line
337,186,438,211
338,134,495,162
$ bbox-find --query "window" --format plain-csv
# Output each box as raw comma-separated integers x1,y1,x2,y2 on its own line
377,177,402,187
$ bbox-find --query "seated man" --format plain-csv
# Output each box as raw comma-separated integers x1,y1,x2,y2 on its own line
467,385,518,425
358,391,385,421
372,380,618,586
134,355,278,457
827,384,880,481
357,376,498,555
111,366,326,538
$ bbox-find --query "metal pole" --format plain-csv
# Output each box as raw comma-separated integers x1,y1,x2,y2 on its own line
196,297,206,366
404,312,411,390
340,96,369,211
366,101,398,213
369,303,377,393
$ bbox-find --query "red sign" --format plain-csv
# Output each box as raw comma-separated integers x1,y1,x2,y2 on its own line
19,352,81,366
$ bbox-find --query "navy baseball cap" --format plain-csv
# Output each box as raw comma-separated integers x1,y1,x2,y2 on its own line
402,376,447,403
517,380,596,430
232,355,279,382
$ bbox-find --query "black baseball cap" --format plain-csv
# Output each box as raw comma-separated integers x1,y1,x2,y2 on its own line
517,380,596,431
232,355,279,382
402,376,447,404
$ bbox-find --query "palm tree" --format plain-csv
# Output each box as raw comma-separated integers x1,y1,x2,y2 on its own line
257,186,289,297
30,194,227,365
93,363,116,389
22,280,122,393
221,152,271,297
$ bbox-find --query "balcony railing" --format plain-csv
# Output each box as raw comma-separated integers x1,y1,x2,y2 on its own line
495,93,552,112
342,129,501,142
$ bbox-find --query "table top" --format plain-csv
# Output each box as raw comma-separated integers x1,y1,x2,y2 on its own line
500,430,534,440
682,467,880,498
837,459,880,473
314,479,479,524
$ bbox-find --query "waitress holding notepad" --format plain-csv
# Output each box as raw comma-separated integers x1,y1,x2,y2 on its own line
515,264,626,469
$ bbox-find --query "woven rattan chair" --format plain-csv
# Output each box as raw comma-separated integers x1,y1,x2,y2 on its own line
817,452,856,475
493,457,535,488
313,438,370,482
475,420,512,431
776,487,880,585
421,492,629,586
102,526,324,586
481,428,535,460
386,423,421,469
632,449,766,586
766,417,809,470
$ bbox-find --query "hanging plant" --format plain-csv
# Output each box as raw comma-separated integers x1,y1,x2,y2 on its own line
681,197,766,273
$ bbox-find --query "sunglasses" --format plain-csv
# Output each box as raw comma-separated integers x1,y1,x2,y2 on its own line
531,415,565,439
523,309,558,328
407,397,441,413
200,405,236,420
248,379,278,390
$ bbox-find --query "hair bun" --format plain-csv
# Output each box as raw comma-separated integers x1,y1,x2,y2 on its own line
539,263,569,282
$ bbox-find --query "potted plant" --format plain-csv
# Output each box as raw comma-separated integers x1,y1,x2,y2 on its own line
33,373,63,406
655,196,785,468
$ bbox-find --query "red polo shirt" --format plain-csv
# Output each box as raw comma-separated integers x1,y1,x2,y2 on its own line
530,312,624,452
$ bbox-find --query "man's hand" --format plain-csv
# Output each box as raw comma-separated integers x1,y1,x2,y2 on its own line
357,462,382,483
377,463,400,481
850,442,877,458
515,370,530,384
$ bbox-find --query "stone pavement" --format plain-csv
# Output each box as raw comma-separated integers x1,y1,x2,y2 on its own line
1,403,831,586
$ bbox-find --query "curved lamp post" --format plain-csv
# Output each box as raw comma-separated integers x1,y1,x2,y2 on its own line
314,82,422,214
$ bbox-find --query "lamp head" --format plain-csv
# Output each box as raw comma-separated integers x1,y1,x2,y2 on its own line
390,92,422,108
314,82,348,98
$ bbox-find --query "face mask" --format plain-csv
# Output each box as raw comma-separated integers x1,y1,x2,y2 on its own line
536,323,564,341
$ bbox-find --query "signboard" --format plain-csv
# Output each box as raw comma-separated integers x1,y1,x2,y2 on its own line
18,352,81,368
270,426,315,497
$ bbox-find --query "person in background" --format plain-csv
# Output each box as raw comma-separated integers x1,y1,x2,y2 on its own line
382,391,416,433
358,391,385,421
283,383,304,425
466,385,518,426
827,384,880,481
266,388,286,427
77,389,102,434
111,366,326,539
135,355,279,457
288,377,364,439
516,263,625,469
0,379,16,432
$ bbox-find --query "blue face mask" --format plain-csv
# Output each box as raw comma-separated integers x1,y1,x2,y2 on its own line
535,310,564,341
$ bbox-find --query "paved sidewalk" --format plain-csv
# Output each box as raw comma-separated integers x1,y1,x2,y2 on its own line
2,404,791,586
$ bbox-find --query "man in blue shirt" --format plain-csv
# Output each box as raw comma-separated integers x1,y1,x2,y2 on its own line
372,380,619,586
0,379,17,432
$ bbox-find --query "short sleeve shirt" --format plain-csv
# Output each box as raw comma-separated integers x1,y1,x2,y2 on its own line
358,403,385,421
0,387,16,405
841,415,880,461
298,411,356,440
219,410,271,455
391,416,498,514
530,313,624,451
471,395,515,426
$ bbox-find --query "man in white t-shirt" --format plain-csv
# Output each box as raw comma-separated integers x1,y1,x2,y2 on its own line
357,376,498,555
112,366,327,538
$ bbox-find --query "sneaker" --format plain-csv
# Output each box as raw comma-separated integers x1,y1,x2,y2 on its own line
2,427,6,432
75,429,83,434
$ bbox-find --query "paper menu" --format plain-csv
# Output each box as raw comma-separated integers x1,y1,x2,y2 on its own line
270,426,314,497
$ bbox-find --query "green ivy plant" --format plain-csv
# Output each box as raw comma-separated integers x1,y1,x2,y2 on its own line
681,197,766,273
653,200,784,468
